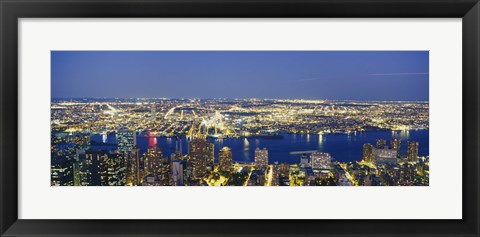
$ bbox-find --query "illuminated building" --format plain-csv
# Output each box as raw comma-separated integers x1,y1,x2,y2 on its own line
255,147,269,168
143,146,163,183
299,153,310,168
207,141,215,165
83,151,108,186
126,146,141,185
117,130,136,182
219,146,232,171
50,98,430,186
117,130,136,153
279,162,290,178
272,161,280,186
82,150,110,186
407,141,419,162
189,138,214,178
106,152,126,186
171,160,187,186
376,139,387,149
51,155,74,186
160,156,171,186
372,148,397,166
310,152,332,169
362,143,373,162
390,138,401,158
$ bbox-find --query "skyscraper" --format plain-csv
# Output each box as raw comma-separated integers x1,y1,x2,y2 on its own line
376,139,387,149
272,161,280,186
189,138,214,178
255,148,269,168
219,146,232,171
160,156,171,186
117,130,136,153
51,155,74,186
143,146,163,183
390,138,401,158
126,146,141,186
207,140,215,165
106,153,126,186
83,150,109,186
362,143,373,162
407,141,419,162
117,130,136,182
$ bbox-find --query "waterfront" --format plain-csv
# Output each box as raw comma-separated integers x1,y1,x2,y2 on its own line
92,129,429,164
51,51,429,186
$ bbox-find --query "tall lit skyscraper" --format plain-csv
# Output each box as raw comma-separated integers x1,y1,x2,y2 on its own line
106,152,126,186
219,146,232,171
117,130,136,153
255,148,269,168
117,130,136,182
362,143,373,162
83,150,110,186
160,156,171,186
51,155,74,186
143,146,163,182
189,138,214,178
310,152,332,169
279,163,290,178
390,138,401,158
207,140,215,165
272,161,280,186
407,141,419,162
376,139,387,149
126,146,141,186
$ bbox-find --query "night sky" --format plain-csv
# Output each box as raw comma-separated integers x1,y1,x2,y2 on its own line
51,51,429,101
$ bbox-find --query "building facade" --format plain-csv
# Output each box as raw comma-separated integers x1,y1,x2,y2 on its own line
219,146,233,171
254,147,269,168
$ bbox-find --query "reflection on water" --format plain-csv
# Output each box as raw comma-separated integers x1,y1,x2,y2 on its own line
92,130,429,164
243,138,249,150
391,130,410,140
148,136,157,147
318,134,323,150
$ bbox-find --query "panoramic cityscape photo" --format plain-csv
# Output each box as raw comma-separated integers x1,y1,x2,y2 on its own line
51,51,429,186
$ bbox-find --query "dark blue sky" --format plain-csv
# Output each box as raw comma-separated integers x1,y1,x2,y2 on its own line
51,51,429,101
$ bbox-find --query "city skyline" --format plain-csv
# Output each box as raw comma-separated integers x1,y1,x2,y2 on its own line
52,51,429,101
51,98,429,186
51,51,429,186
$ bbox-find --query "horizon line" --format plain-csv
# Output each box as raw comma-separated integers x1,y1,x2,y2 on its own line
51,97,429,102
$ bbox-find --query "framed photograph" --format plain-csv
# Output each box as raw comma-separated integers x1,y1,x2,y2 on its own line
1,0,479,236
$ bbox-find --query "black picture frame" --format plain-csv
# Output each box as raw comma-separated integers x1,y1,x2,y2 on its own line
1,0,479,236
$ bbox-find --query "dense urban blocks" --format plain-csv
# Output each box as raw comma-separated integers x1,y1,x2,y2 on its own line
51,98,429,186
